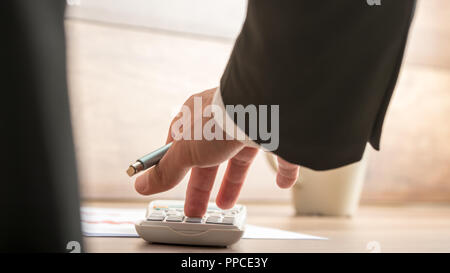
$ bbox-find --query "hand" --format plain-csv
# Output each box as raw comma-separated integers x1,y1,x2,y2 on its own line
134,88,300,217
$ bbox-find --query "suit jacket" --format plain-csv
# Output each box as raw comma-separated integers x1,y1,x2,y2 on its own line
221,0,416,170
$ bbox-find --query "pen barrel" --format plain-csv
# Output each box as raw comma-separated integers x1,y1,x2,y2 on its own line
139,142,172,169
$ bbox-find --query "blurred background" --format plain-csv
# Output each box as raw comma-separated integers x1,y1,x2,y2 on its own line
65,0,450,203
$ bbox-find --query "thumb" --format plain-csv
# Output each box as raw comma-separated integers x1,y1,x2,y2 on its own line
134,141,192,195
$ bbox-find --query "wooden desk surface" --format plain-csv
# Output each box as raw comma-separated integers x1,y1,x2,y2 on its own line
83,202,450,253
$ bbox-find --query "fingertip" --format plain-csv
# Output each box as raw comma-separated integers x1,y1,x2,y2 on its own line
276,171,299,189
183,208,199,218
134,174,149,195
215,197,234,210
184,202,207,218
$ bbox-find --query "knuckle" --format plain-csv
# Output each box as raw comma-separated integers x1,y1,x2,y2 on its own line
230,156,251,167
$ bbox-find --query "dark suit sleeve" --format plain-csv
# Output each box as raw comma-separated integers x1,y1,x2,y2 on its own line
220,0,416,170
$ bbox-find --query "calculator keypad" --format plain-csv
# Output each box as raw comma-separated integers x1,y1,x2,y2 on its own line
147,206,241,226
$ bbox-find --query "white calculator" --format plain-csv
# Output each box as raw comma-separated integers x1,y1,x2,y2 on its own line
135,200,246,247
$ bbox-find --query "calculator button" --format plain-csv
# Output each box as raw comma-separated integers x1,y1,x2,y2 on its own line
165,215,184,222
147,214,165,221
166,210,180,216
185,217,203,223
208,212,222,217
149,211,165,216
206,216,222,224
220,216,235,225
151,211,166,216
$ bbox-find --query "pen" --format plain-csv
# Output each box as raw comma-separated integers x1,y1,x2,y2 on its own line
126,142,173,177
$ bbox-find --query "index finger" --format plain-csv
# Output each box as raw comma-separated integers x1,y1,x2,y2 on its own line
184,166,219,217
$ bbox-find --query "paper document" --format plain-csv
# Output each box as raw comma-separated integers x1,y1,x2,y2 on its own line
81,207,326,240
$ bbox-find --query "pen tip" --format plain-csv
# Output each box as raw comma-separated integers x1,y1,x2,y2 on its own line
126,166,136,177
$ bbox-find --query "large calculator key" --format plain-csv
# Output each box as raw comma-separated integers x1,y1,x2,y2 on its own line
147,214,165,221
165,215,184,222
220,216,235,225
185,217,203,223
206,216,222,224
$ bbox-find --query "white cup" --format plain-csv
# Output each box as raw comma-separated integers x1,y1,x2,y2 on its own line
266,147,370,217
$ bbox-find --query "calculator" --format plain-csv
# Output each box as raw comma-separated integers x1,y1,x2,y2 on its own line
135,200,246,247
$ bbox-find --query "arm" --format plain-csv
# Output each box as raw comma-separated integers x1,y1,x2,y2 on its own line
135,0,416,215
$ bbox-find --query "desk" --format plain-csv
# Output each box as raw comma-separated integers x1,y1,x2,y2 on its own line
83,202,450,252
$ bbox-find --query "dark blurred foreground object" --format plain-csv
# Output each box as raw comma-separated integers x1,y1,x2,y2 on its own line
221,0,416,170
0,1,82,252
